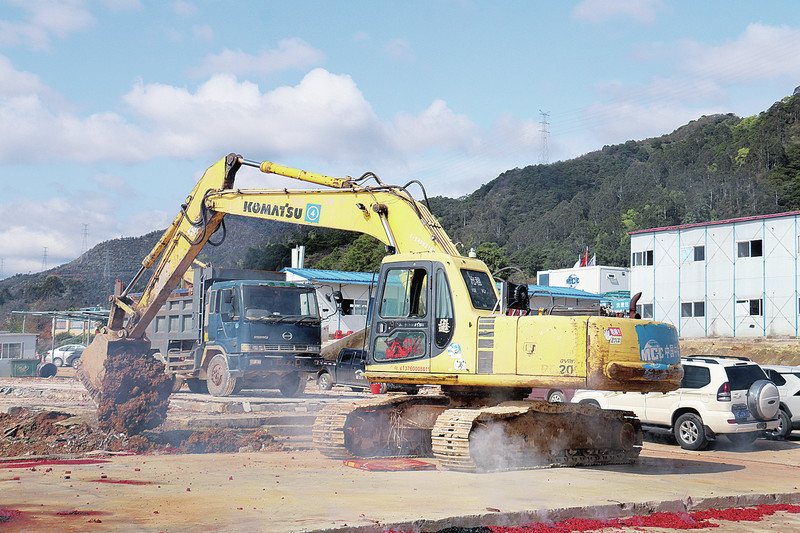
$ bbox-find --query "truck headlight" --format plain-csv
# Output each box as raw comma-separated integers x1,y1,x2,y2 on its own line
241,344,267,352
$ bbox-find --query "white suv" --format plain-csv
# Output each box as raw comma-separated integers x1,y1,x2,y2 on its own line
572,355,780,450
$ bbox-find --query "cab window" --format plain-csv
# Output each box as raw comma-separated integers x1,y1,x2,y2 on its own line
460,269,497,310
434,269,454,348
218,288,238,322
373,331,426,361
379,267,428,318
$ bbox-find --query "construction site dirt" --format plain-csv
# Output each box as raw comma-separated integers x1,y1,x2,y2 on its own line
2,368,800,532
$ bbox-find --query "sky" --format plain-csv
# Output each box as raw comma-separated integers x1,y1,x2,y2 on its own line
1,0,800,279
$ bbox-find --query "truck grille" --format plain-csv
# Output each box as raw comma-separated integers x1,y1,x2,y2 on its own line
261,344,319,352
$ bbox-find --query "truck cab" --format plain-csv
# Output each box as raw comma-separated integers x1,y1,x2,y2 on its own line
148,267,323,397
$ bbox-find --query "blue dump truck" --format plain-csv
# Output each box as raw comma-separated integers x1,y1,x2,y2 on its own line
146,266,323,397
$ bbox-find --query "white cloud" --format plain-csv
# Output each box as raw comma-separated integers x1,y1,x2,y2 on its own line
572,0,661,24
0,55,49,96
0,194,116,275
679,23,800,85
392,99,480,152
190,38,325,77
0,0,95,50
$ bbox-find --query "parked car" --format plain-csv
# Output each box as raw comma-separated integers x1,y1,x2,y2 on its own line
316,348,419,394
44,344,86,368
571,355,780,450
761,364,800,440
528,388,574,403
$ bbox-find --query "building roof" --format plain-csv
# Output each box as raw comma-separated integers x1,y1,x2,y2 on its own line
526,284,603,301
283,268,604,302
629,210,800,235
282,268,379,285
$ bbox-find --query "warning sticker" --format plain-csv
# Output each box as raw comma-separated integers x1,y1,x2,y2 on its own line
604,327,622,344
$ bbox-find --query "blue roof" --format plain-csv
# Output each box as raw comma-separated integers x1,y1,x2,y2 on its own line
282,268,379,285
526,284,603,300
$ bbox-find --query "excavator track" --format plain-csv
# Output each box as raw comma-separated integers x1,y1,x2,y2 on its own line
314,397,642,472
431,402,642,472
312,395,450,459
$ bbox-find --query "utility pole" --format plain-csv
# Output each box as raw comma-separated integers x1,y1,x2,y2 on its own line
539,110,550,164
81,223,89,259
103,249,110,279
41,247,48,272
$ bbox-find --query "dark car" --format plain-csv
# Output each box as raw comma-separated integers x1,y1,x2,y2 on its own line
317,348,419,394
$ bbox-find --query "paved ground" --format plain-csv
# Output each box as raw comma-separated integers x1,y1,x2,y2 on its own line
1,371,800,532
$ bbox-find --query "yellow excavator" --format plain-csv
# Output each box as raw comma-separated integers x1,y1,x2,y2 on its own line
78,153,683,470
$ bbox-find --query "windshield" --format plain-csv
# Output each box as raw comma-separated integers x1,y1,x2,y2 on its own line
242,285,319,321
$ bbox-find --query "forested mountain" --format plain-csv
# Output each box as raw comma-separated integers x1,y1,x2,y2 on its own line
3,91,800,333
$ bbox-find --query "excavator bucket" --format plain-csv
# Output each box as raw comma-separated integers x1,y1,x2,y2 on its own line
76,332,152,404
77,333,172,435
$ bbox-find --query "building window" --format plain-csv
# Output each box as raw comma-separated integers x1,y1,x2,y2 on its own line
681,301,705,318
681,246,705,263
736,298,763,316
737,239,763,258
631,250,654,267
636,303,654,319
0,343,22,359
351,299,369,316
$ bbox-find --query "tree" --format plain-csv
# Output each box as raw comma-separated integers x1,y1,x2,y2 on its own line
475,242,507,275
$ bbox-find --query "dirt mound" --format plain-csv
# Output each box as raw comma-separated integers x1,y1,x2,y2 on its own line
0,407,134,456
96,350,173,435
0,407,280,457
680,338,800,366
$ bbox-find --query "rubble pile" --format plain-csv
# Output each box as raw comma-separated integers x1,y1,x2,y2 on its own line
178,427,278,453
0,407,134,456
0,407,280,457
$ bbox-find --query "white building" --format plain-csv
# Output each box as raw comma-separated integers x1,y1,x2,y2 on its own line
630,210,800,338
282,268,376,340
536,265,630,294
0,332,38,359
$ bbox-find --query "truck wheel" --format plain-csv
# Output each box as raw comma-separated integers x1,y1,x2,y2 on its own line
170,376,185,393
185,378,208,394
317,372,332,391
674,413,708,450
207,355,239,397
279,372,306,397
